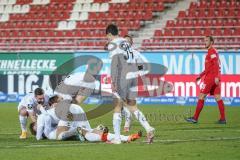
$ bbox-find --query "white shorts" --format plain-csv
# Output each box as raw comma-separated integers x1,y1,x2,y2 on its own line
48,129,57,140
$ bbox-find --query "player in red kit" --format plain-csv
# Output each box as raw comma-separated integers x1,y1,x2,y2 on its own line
186,36,226,124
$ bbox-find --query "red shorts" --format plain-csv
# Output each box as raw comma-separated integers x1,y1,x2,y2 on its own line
200,80,221,95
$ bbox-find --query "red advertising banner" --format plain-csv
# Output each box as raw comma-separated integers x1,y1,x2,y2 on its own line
101,74,240,97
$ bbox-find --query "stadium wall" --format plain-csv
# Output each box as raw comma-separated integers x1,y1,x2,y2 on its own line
0,51,239,106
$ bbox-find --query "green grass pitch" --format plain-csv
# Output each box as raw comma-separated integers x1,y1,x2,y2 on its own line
0,103,240,160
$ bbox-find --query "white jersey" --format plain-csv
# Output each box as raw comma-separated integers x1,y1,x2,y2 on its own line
37,104,92,140
58,104,92,130
46,108,60,124
54,72,99,100
126,49,150,79
108,38,149,79
108,37,144,64
36,106,59,140
17,93,49,112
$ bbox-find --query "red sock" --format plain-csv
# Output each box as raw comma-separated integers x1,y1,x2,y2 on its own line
217,100,225,120
193,99,204,120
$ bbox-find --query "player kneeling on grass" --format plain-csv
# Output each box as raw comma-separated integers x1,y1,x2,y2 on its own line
54,104,141,143
30,101,141,143
30,121,141,143
28,94,90,140
186,36,226,124
18,88,49,139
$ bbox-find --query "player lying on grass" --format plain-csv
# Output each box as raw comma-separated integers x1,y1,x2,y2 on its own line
75,126,142,143
28,95,89,140
30,95,141,143
30,121,141,143
18,88,49,139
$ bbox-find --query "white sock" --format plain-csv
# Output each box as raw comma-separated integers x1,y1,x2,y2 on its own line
85,132,101,142
113,112,122,140
19,115,27,132
123,107,131,128
107,133,129,142
133,110,152,132
57,128,77,140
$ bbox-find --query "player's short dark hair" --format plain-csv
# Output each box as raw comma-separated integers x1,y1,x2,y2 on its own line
124,34,133,45
124,34,132,39
29,122,36,135
106,24,118,36
206,36,214,44
34,88,44,96
49,95,59,106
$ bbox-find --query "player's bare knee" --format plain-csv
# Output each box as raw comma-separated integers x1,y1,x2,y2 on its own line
114,105,122,113
214,94,221,101
73,95,86,104
199,93,206,100
127,104,138,113
19,108,28,116
113,98,120,106
56,126,69,139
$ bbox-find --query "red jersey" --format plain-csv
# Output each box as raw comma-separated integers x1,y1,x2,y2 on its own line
199,47,221,81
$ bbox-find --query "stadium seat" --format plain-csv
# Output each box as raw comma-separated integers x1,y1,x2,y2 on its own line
142,0,240,50
1,0,238,51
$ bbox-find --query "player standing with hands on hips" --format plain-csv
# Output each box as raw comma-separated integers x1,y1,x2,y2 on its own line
186,36,226,124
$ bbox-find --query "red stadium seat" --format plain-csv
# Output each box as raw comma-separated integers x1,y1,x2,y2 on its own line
178,11,186,18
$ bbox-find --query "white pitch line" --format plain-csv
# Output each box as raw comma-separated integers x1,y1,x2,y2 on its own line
150,137,240,143
3,128,239,136
2,137,240,149
162,129,240,132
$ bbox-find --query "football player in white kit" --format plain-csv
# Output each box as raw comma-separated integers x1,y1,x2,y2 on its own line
32,95,62,140
29,94,90,141
106,24,155,144
18,88,49,139
52,58,102,138
31,95,142,143
54,57,101,104
121,34,150,133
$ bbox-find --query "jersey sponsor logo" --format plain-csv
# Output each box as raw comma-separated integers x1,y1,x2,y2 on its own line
27,104,33,110
210,54,216,59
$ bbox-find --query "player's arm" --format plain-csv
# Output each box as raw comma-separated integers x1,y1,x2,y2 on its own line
37,104,48,115
209,53,221,84
134,50,147,70
199,70,206,79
